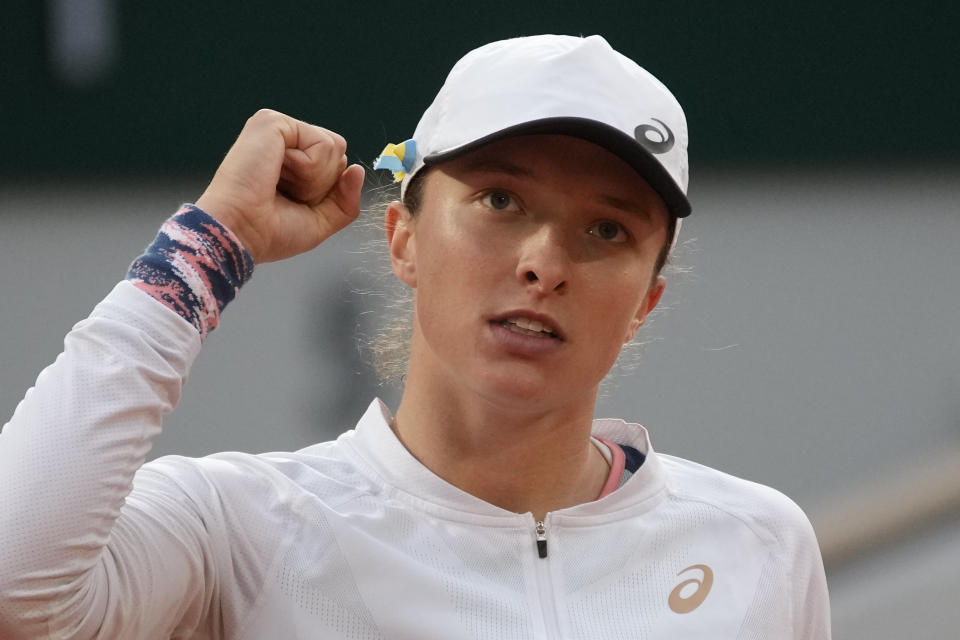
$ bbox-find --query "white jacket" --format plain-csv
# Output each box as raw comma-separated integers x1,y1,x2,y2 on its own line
0,282,830,639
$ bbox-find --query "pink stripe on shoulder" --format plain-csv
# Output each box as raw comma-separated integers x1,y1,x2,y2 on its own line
596,437,627,499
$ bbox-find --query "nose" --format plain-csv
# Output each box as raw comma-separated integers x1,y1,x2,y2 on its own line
516,226,570,294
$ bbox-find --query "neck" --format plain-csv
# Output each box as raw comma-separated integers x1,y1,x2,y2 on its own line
392,349,610,521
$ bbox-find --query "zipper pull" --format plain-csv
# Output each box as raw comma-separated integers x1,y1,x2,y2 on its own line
535,520,548,558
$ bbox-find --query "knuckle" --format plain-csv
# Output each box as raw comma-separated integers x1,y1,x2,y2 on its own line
315,128,346,154
330,132,347,153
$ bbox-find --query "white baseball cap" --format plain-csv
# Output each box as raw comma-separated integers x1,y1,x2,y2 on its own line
376,34,691,241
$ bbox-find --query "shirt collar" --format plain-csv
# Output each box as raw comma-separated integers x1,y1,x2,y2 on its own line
339,398,668,521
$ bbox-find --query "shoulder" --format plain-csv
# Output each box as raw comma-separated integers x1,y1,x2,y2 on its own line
131,437,379,520
657,454,830,639
654,453,831,634
656,453,820,559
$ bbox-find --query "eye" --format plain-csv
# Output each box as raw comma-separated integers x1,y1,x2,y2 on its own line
587,220,629,243
481,190,519,212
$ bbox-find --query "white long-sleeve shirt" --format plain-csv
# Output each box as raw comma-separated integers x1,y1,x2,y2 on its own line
0,211,830,639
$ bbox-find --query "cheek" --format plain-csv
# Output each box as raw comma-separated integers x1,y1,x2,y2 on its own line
417,214,516,287
411,230,500,331
585,272,651,338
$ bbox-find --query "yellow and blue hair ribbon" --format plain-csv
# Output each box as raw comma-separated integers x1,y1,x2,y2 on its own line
373,139,417,182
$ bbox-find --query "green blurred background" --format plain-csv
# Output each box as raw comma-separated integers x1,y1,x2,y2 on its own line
3,0,957,178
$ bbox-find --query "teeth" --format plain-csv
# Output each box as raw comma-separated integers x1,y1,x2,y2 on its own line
502,317,556,337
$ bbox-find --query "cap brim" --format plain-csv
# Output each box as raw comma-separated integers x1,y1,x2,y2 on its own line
422,117,691,219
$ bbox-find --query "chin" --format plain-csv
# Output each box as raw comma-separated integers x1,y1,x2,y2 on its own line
472,367,595,414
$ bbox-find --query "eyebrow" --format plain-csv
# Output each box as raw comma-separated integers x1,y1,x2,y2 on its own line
456,157,536,179
596,195,654,222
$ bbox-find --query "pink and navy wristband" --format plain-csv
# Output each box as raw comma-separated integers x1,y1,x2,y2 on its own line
127,204,254,339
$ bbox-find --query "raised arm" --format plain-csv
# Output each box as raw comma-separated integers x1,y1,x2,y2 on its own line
0,110,363,638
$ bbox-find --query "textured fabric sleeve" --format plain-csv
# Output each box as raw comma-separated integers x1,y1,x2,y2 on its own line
0,279,224,637
736,492,833,639
791,518,832,639
127,204,255,339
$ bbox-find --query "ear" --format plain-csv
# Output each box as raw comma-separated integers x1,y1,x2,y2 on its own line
625,275,666,342
385,200,417,288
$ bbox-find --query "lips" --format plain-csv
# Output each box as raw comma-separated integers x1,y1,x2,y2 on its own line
490,311,565,341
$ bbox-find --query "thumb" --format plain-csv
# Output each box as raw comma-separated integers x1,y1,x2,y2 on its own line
334,164,365,216
316,164,365,238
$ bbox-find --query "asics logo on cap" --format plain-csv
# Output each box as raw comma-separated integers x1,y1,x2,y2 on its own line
634,118,675,155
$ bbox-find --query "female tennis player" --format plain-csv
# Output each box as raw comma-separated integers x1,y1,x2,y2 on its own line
0,35,830,638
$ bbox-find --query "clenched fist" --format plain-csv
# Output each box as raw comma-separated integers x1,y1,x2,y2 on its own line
196,109,365,263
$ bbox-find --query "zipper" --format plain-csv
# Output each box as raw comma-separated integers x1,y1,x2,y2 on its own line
531,515,562,637
535,520,548,558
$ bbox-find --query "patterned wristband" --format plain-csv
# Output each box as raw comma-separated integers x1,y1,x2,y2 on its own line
127,204,255,339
